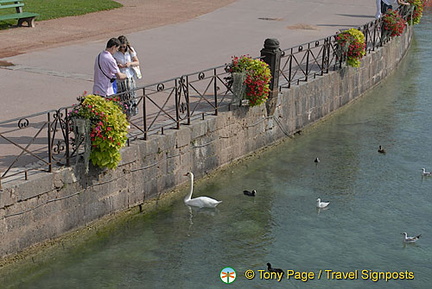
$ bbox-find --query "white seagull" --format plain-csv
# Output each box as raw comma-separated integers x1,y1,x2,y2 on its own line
184,172,222,208
316,198,330,208
401,232,421,243
421,168,432,176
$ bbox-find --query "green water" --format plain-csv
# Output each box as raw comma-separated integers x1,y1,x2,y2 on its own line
2,12,432,289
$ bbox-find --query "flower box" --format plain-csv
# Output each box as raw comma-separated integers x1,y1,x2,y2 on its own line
69,94,129,171
335,28,366,68
382,9,407,37
228,55,271,107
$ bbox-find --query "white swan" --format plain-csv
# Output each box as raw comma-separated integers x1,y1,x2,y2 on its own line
184,172,222,208
401,232,421,243
316,198,330,208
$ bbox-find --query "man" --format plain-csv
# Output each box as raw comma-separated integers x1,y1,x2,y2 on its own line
375,0,410,19
93,38,127,97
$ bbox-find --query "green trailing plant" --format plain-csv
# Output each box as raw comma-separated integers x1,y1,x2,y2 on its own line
382,9,407,37
228,55,272,107
335,28,366,68
69,94,129,170
405,0,425,25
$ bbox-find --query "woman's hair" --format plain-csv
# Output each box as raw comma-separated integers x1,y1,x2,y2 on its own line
118,35,133,53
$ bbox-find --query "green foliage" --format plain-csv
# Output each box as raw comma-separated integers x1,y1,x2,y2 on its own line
69,94,129,170
0,0,122,29
229,55,272,107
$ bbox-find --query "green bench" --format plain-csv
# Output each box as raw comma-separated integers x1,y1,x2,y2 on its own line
0,0,39,27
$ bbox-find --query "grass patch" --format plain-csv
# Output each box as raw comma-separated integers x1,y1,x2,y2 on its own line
0,0,123,29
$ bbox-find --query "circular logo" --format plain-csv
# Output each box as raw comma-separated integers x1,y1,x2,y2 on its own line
220,267,237,284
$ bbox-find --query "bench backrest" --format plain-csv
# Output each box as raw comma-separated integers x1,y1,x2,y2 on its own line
0,0,24,13
0,0,25,3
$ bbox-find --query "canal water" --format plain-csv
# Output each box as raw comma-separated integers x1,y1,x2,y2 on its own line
2,10,432,289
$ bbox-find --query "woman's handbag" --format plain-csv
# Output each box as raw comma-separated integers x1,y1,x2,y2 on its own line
131,66,142,79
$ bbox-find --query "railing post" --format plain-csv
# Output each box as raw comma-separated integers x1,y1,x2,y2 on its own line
175,78,180,129
260,38,282,115
322,38,330,74
213,68,218,116
65,108,71,167
362,24,369,53
184,77,190,125
304,43,311,82
143,87,147,140
47,112,52,173
288,48,293,88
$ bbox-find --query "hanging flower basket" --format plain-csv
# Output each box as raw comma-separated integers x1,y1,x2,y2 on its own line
405,0,424,25
228,55,271,107
335,28,366,68
68,94,129,170
382,9,407,37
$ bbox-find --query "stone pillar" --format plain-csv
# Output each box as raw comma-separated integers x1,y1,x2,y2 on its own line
260,38,282,115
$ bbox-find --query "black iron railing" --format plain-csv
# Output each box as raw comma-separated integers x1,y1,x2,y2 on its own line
125,64,234,141
278,16,391,89
0,10,413,186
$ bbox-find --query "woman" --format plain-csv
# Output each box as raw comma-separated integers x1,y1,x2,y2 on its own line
375,0,410,19
113,35,141,118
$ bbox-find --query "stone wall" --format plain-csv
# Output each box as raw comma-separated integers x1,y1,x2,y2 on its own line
0,26,412,258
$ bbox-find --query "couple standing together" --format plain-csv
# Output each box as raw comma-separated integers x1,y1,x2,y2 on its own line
92,36,141,117
375,0,410,18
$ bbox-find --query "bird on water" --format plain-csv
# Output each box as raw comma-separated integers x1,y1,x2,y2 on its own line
378,145,386,154
184,172,222,208
267,263,284,273
401,232,421,243
421,168,432,176
316,198,330,209
243,190,256,196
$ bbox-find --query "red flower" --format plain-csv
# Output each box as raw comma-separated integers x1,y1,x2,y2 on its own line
383,9,406,37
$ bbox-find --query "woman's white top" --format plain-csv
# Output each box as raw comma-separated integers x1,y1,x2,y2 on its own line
114,47,137,79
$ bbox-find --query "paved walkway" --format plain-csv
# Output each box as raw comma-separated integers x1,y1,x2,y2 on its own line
0,0,376,121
